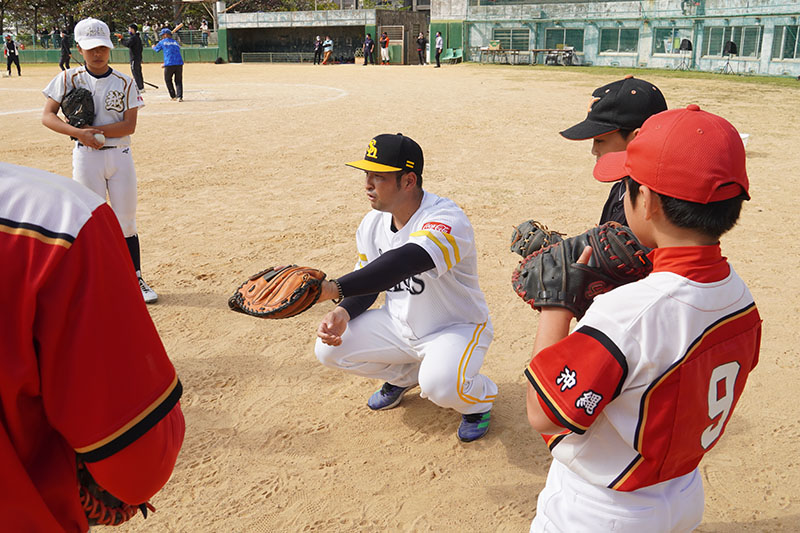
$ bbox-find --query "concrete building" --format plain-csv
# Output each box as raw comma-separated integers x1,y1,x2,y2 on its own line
214,0,800,76
216,1,429,64
432,0,800,76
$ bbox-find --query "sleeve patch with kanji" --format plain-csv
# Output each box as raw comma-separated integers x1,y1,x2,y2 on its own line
526,326,628,433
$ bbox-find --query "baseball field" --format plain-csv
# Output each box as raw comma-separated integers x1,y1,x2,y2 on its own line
2,61,798,531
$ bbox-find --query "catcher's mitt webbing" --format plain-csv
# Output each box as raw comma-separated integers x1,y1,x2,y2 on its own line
77,459,155,526
510,220,565,258
228,265,327,319
512,223,652,319
61,87,95,128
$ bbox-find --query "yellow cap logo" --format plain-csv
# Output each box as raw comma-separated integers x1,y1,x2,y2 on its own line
366,139,378,159
587,96,600,113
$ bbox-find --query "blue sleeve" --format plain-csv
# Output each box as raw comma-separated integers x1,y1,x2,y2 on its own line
153,41,162,52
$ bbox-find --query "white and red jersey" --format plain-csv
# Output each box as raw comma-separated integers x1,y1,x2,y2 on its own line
43,65,144,146
355,191,489,339
0,162,181,530
526,245,761,492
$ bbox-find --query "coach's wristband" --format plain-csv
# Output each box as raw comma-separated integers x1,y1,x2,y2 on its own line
331,279,344,304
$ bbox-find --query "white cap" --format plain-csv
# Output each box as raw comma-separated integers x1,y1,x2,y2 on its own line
74,18,114,50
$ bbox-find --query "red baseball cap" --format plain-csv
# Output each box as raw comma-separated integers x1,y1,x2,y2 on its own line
593,104,749,203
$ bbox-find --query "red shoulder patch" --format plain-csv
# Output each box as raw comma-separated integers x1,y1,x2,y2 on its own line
422,222,452,234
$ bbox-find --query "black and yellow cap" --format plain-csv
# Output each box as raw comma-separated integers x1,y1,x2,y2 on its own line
346,133,424,175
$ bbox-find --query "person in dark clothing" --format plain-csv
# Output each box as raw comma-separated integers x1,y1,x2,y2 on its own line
313,35,323,65
123,24,144,91
362,33,375,65
416,32,427,65
4,34,21,76
59,30,71,71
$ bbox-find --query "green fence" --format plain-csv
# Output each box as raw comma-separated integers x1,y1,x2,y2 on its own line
12,30,222,63
18,47,222,64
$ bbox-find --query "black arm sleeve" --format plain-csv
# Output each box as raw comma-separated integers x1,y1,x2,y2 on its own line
337,243,435,297
338,293,379,321
335,243,435,321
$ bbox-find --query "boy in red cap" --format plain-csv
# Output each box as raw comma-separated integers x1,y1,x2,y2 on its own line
560,75,667,225
525,105,761,532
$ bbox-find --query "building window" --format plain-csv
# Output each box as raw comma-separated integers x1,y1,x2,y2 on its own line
772,25,799,59
653,27,692,54
492,28,530,50
600,28,639,53
702,26,763,58
544,28,584,52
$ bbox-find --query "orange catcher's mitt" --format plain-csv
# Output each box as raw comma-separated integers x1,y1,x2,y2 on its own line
228,265,327,319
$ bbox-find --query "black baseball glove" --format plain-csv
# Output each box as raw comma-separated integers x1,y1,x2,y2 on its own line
512,222,652,319
61,87,95,128
510,220,565,258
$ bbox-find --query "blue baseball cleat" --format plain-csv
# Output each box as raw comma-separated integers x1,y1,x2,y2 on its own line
367,382,416,410
458,411,491,442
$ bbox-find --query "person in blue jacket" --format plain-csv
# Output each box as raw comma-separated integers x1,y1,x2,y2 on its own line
152,26,184,101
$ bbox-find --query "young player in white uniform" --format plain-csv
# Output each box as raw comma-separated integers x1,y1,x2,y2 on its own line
525,106,761,532
314,133,497,442
41,17,157,303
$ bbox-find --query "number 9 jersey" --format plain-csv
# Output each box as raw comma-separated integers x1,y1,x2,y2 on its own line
525,245,761,492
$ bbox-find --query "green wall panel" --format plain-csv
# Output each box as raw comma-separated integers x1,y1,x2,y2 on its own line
19,47,221,64
429,21,465,61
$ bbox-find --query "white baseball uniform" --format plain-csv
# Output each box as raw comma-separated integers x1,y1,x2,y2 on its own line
527,245,761,532
43,66,144,237
315,191,497,414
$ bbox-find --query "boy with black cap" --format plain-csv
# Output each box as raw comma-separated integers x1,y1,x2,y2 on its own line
313,133,498,442
560,75,667,225
524,105,761,531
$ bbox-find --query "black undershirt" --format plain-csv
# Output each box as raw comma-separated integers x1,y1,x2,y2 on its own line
337,243,435,320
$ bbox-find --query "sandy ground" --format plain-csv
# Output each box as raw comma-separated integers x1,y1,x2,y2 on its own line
2,61,799,532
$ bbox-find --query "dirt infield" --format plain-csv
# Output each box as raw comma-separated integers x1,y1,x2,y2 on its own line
2,62,798,532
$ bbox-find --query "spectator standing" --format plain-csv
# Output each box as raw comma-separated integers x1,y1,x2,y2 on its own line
416,32,427,65
153,26,184,101
362,33,375,66
313,35,323,65
142,22,152,46
322,35,333,65
201,19,210,47
123,23,145,92
41,28,51,49
379,31,390,65
58,29,71,71
435,31,443,68
4,34,21,76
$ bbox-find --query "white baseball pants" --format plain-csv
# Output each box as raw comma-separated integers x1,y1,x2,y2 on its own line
72,144,138,237
531,459,704,533
315,306,497,415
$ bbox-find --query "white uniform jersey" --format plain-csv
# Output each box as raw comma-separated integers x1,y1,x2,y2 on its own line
527,246,761,492
43,66,144,147
355,191,489,339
